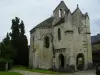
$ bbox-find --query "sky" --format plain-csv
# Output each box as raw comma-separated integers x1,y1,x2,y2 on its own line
0,0,100,44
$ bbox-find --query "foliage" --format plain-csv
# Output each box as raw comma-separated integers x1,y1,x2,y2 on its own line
0,33,16,61
0,58,12,63
0,58,6,62
10,17,29,66
0,17,29,67
20,20,25,35
0,58,13,71
0,33,15,71
0,72,23,75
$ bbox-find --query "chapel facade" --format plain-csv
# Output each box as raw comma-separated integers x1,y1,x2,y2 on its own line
29,1,92,71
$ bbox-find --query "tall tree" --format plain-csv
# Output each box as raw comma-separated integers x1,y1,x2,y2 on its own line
11,17,20,40
10,17,20,64
19,20,29,66
10,17,29,66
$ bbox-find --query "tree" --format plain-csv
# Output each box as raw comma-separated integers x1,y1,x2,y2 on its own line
10,17,29,66
3,33,10,44
20,20,25,35
19,20,29,66
11,17,20,40
0,33,16,60
10,17,20,64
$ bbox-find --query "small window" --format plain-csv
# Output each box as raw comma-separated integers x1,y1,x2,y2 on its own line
59,9,62,18
78,27,80,34
44,36,50,48
58,28,61,40
33,36,34,48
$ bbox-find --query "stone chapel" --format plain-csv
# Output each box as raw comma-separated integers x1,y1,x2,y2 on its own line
29,1,92,71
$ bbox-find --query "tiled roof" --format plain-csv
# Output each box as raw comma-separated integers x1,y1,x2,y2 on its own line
30,17,54,33
54,17,65,26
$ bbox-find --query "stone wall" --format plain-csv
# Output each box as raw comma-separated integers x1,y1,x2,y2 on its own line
29,28,53,69
29,1,92,71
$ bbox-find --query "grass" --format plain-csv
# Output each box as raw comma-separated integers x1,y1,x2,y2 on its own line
13,65,58,74
0,71,23,75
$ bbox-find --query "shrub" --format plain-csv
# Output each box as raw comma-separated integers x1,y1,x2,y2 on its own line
0,58,13,71
0,58,6,71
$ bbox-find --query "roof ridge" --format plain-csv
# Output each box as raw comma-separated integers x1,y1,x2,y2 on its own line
53,1,68,12
72,4,83,15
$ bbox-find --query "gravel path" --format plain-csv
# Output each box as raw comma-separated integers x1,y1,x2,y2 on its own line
11,69,96,75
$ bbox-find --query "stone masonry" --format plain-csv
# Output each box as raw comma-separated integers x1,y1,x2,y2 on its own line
29,1,92,71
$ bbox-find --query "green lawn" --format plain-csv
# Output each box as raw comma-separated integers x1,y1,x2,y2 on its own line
0,72,23,75
13,65,58,74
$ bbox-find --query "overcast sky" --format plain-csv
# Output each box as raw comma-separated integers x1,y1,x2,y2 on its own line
0,0,100,44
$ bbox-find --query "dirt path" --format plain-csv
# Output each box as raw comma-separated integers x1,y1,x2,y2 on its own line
74,70,96,75
11,69,57,75
11,69,96,75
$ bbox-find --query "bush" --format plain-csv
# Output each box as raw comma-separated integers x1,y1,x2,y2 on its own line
0,58,13,71
0,58,6,71
0,62,6,71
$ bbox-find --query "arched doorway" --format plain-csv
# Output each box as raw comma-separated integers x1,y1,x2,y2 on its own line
76,53,84,71
59,54,64,68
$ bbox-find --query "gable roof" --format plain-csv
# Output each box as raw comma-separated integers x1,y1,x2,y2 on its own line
71,5,86,20
72,5,83,15
30,17,54,33
53,1,68,12
54,17,65,26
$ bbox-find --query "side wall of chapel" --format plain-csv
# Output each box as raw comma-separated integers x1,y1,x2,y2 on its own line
29,28,53,69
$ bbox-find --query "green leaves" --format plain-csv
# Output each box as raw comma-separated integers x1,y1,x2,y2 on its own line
0,17,29,66
0,33,16,62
